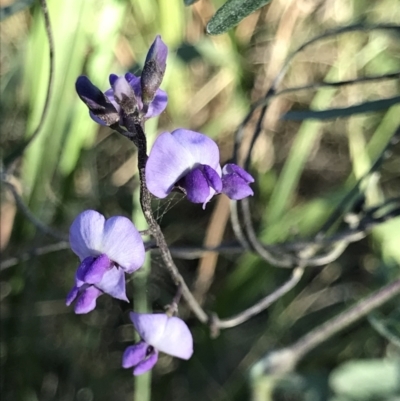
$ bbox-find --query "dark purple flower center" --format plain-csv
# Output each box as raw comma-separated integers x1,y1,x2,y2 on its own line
177,164,222,204
76,254,113,284
122,341,159,375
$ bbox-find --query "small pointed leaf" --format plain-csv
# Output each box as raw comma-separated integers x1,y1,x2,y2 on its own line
206,0,271,35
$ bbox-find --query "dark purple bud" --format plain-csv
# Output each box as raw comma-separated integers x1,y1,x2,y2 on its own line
110,75,138,116
75,76,120,126
221,164,254,200
141,35,168,107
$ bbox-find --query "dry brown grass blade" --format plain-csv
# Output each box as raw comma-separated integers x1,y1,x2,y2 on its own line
193,195,231,304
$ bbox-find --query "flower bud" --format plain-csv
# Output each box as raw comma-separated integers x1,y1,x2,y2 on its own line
75,76,120,126
140,35,168,107
109,74,139,117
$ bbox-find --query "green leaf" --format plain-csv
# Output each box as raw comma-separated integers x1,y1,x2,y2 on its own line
184,0,199,5
329,359,400,400
281,96,400,121
206,0,271,35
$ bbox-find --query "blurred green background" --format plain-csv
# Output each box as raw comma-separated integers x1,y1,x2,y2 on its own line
1,0,400,400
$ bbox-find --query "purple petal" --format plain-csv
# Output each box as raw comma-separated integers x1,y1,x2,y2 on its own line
109,74,118,86
222,164,254,183
101,216,145,273
77,254,111,284
133,351,158,376
125,72,167,118
95,266,128,301
171,129,221,171
125,72,140,86
69,210,105,261
122,342,148,368
183,167,211,204
130,313,193,359
66,285,79,306
76,255,97,282
203,165,222,193
74,286,102,314
145,35,168,71
146,132,196,198
221,174,254,200
145,88,167,118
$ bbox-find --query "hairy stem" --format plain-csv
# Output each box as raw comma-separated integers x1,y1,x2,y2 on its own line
134,124,209,324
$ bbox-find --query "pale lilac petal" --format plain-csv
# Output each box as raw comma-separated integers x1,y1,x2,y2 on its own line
96,267,128,301
133,351,158,376
146,132,196,198
74,286,102,314
171,129,221,171
152,316,193,359
112,76,135,100
222,164,254,183
122,342,148,368
183,168,210,204
130,313,193,360
130,313,168,347
69,210,105,261
222,174,254,200
101,216,145,273
77,254,111,284
111,76,138,115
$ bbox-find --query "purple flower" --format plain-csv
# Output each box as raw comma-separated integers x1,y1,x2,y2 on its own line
122,312,193,376
145,129,254,208
75,36,168,126
66,210,145,314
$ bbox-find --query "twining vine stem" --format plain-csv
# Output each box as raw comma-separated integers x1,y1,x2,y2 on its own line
260,276,400,374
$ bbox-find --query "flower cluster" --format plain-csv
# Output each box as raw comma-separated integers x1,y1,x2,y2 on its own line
75,35,167,128
70,35,256,376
